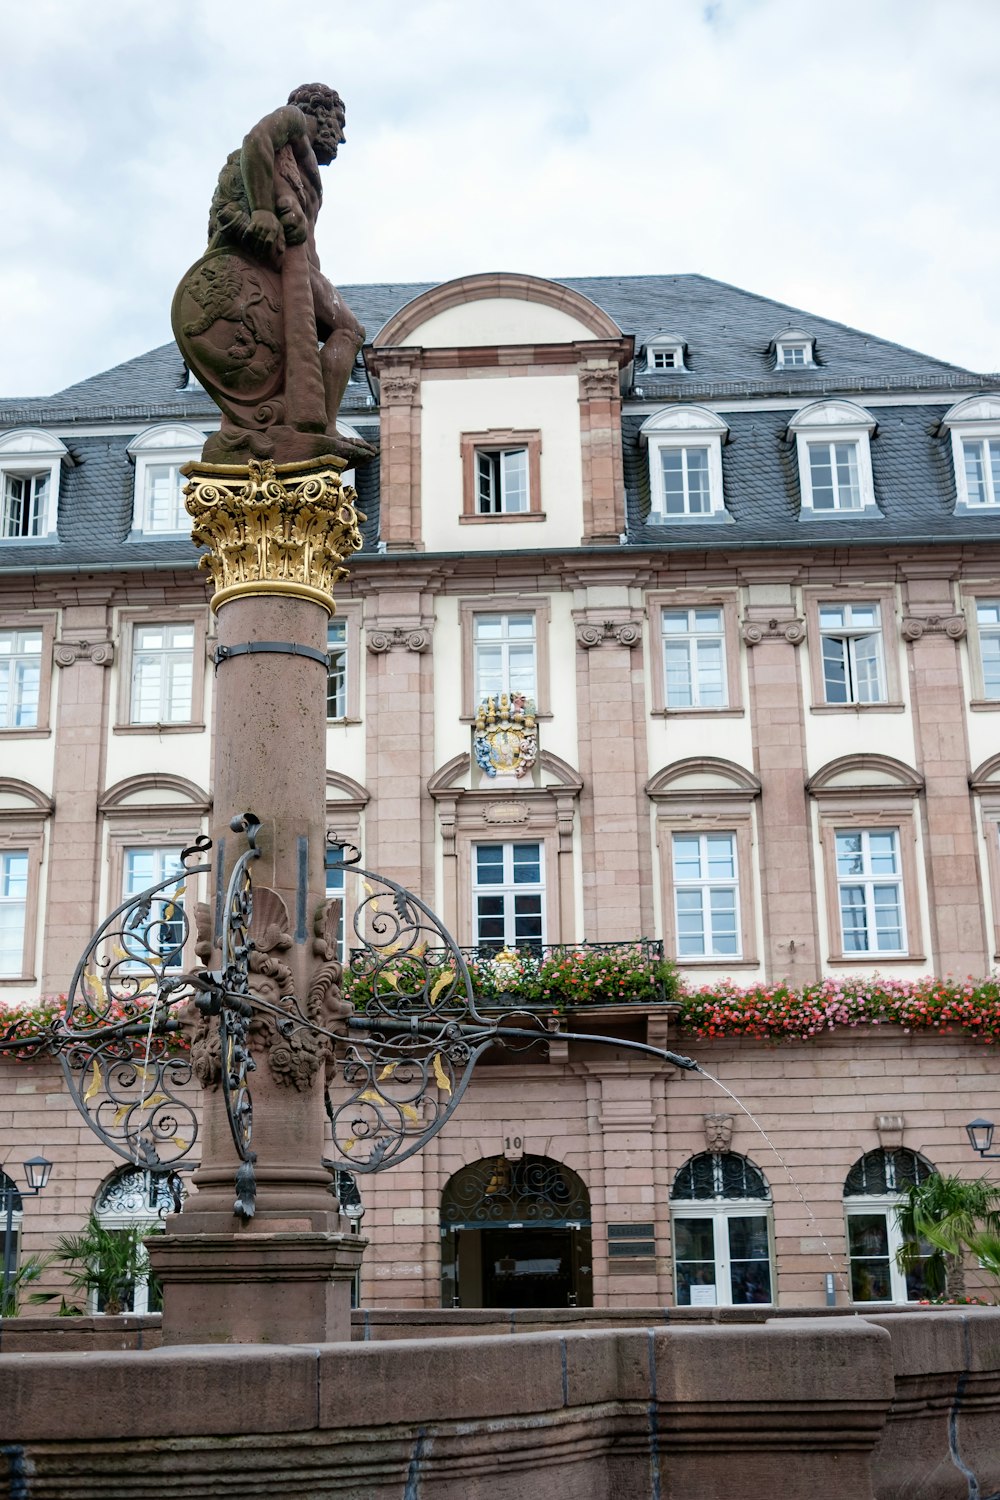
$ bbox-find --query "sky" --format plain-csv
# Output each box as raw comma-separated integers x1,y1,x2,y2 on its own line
2,0,999,397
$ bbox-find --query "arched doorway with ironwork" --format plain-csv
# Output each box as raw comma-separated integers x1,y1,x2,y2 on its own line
440,1154,593,1309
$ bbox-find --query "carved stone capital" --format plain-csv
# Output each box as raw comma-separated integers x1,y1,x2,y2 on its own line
183,456,365,613
54,639,115,668
901,613,967,642
366,626,429,654
741,618,806,647
575,620,642,649
578,366,619,401
380,375,419,403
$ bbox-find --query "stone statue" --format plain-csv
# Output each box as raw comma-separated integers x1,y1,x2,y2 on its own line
172,84,374,466
703,1113,734,1153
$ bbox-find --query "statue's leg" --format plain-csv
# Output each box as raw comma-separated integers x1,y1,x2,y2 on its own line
320,302,366,433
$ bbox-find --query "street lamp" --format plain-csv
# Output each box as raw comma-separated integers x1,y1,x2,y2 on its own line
965,1119,1000,1159
1,1155,53,1316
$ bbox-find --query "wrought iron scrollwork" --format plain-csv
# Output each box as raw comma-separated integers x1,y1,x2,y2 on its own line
321,844,699,1176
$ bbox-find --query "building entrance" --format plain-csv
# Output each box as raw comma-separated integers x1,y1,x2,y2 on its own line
440,1154,592,1309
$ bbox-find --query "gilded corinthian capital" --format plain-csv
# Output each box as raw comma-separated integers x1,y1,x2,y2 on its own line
183,455,365,612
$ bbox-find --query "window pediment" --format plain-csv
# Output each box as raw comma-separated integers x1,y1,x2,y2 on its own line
640,407,729,440
807,754,923,798
941,396,1000,429
126,424,205,456
646,757,760,799
0,429,68,459
787,400,876,435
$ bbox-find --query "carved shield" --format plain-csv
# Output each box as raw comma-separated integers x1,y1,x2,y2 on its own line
171,247,285,423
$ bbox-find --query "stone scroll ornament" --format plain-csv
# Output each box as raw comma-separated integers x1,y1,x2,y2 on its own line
171,83,375,467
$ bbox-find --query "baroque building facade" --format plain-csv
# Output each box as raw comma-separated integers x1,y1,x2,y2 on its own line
2,271,1000,1313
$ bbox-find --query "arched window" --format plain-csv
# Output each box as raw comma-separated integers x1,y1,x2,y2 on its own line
670,1151,774,1306
843,1148,934,1303
92,1167,180,1314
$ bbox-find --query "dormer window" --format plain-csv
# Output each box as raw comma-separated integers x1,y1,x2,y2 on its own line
127,424,205,535
941,396,1000,510
788,401,877,514
0,430,66,541
645,334,687,373
639,407,729,521
773,329,816,369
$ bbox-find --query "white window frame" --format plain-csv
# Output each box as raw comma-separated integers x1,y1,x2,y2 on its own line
670,1204,775,1308
0,430,65,541
818,603,887,704
129,622,195,726
0,628,43,728
472,613,537,705
645,335,687,373
976,600,1000,700
472,841,545,950
834,827,906,955
942,396,1000,511
671,831,741,958
324,846,348,963
789,401,877,514
327,618,348,720
0,849,30,978
640,407,728,522
844,1194,930,1304
774,329,816,369
126,424,205,536
476,446,529,516
661,607,728,709
121,846,187,972
93,1169,179,1315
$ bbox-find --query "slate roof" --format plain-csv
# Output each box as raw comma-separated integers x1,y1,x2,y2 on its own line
1,273,997,568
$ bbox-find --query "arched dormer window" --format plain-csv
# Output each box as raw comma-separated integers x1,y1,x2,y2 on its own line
127,424,205,536
644,332,687,373
772,327,816,369
844,1148,934,1303
0,430,67,541
788,400,877,515
941,396,1000,511
639,407,729,522
670,1151,774,1305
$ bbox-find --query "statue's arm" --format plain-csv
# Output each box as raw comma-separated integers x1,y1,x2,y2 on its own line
239,106,309,264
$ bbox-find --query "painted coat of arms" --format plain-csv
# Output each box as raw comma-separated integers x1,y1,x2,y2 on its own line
473,694,538,781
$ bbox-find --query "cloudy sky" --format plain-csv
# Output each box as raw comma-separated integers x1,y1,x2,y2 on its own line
2,0,998,397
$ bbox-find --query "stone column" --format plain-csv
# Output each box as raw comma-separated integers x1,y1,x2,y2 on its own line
902,577,988,974
743,597,819,985
42,611,114,989
574,603,653,942
147,456,366,1345
373,357,422,551
578,361,627,544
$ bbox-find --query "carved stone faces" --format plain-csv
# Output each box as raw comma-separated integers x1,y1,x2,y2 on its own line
703,1113,734,1153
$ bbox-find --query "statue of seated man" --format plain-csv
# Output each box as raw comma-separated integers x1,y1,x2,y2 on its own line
173,83,374,466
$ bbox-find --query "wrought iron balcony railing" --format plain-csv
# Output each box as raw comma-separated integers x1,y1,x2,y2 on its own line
345,938,677,1012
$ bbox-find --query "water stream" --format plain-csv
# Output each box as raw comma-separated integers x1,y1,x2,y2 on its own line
694,1063,850,1298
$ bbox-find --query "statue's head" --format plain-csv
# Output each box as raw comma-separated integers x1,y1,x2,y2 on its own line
288,83,346,165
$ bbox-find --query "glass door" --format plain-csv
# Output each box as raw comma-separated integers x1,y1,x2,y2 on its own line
673,1211,773,1306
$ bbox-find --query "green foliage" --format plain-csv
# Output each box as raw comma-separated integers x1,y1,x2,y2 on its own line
0,1252,53,1317
895,1173,1000,1300
29,1214,161,1316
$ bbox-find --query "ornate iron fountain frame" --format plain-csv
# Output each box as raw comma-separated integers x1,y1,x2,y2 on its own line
0,815,697,1220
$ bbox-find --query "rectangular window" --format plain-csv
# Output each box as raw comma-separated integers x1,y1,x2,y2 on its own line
673,1213,773,1306
327,619,347,720
2,473,49,538
977,601,1000,699
962,439,1000,507
778,344,808,367
324,846,348,961
130,623,194,724
659,446,712,515
846,1209,931,1303
0,629,42,728
835,829,905,954
649,347,682,371
662,608,726,708
473,614,537,704
122,847,185,969
672,833,740,957
473,842,544,951
807,441,861,510
819,603,886,704
141,464,187,532
477,448,529,515
0,850,29,977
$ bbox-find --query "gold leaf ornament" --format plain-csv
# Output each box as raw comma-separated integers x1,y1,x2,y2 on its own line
83,1059,102,1104
432,1053,453,1095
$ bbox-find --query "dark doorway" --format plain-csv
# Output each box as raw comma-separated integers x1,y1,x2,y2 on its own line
439,1154,592,1309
